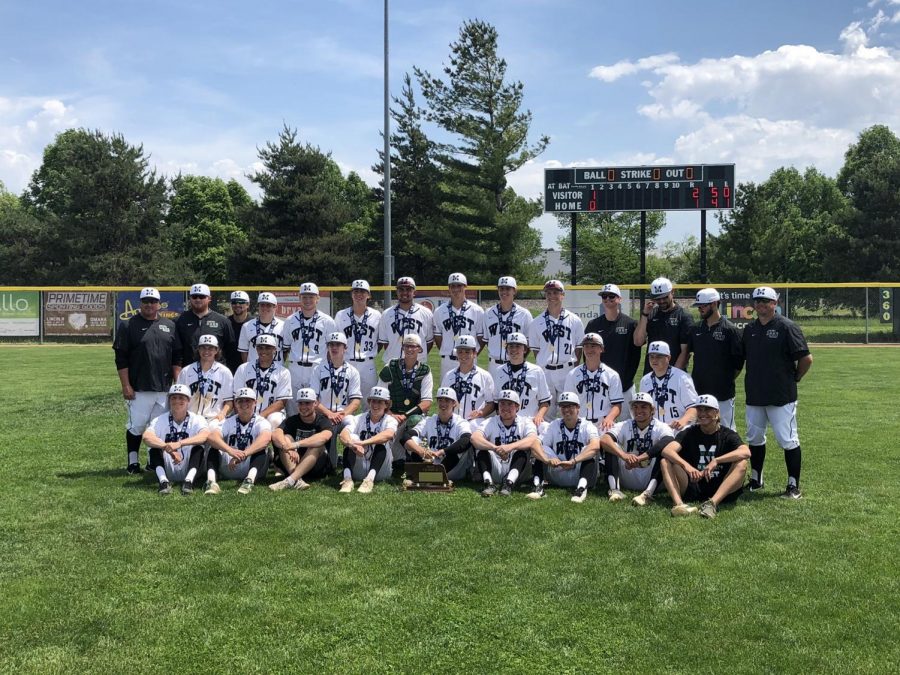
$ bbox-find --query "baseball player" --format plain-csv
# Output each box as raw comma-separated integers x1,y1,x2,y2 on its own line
174,283,236,367
433,273,485,382
639,341,698,430
334,279,381,411
378,333,433,462
269,388,335,491
440,335,496,431
232,333,293,429
743,286,812,499
494,332,551,435
338,386,399,493
142,384,209,495
634,277,694,374
377,276,434,368
598,392,677,506
237,292,285,366
584,283,642,418
471,390,540,497
313,332,362,465
527,279,584,418
660,395,751,518
563,333,623,431
403,387,474,482
479,276,533,384
529,392,601,503
205,387,273,495
282,282,336,412
113,286,182,474
685,288,744,430
225,290,252,372
176,334,233,432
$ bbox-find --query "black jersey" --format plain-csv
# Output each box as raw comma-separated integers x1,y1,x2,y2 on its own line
687,316,744,400
225,316,250,373
584,312,642,390
113,315,182,392
643,305,693,373
743,314,809,407
675,425,742,477
175,309,235,367
280,412,334,441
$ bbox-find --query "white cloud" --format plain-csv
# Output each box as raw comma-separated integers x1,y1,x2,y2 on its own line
588,53,679,82
0,98,79,192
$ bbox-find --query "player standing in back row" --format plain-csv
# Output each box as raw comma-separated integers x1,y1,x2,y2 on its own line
282,283,335,413
335,279,381,410
743,286,812,499
634,277,693,373
377,276,433,368
433,273,484,382
479,276,533,385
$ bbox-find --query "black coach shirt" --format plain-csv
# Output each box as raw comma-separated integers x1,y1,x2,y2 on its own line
675,425,742,476
113,315,181,392
743,314,809,407
585,312,642,390
175,309,235,368
643,305,694,373
280,412,334,441
225,315,250,373
687,317,744,400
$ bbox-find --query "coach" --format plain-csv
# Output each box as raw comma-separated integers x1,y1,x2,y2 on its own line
743,286,812,499
114,287,182,474
634,277,694,374
175,283,235,367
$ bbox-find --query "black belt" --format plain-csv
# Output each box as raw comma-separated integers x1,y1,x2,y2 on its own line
349,357,373,362
295,362,314,368
492,359,505,364
545,363,574,371
441,355,458,360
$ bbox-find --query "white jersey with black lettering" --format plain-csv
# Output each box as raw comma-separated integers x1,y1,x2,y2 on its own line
282,310,336,367
495,363,552,417
540,417,600,460
433,300,484,356
441,366,495,421
563,364,624,423
607,418,675,491
313,360,362,412
377,303,434,364
527,309,585,369
334,306,381,361
177,361,234,420
412,413,471,450
232,361,293,414
479,303,532,363
638,366,699,426
237,317,286,364
480,414,537,447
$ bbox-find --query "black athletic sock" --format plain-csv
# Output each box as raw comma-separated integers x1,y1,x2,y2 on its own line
750,444,766,483
476,450,491,475
532,460,545,486
509,450,528,476
784,446,801,487
370,444,388,473
579,458,599,488
343,447,357,471
442,452,461,474
148,447,164,469
126,431,142,465
605,452,620,482
250,451,269,474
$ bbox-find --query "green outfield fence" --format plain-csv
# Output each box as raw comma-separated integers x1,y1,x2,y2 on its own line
1,283,899,344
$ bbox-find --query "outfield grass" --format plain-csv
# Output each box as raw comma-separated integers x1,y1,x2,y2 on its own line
1,345,898,673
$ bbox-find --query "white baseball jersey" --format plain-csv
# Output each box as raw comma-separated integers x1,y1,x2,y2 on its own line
527,309,585,369
639,366,699,425
334,306,382,361
147,411,209,445
344,411,399,443
219,413,272,450
495,363,552,417
412,413,472,450
232,361,293,414
480,415,537,447
441,366,495,421
283,310,336,367
176,361,234,420
377,303,434,363
479,303,533,362
237,317,286,364
607,418,675,490
541,417,600,460
563,364,624,423
313,360,362,412
433,300,484,356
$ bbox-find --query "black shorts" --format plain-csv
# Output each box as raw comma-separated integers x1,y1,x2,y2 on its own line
685,479,743,503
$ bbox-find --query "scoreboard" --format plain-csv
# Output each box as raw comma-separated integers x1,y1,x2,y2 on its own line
544,164,735,213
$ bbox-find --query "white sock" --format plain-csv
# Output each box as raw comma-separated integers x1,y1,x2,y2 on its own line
788,476,797,488
343,468,352,481
185,468,197,484
608,475,618,490
482,471,492,483
533,475,541,487
128,451,139,465
247,467,258,482
207,468,216,483
751,469,761,482
365,469,376,481
577,477,587,490
285,476,296,486
155,466,167,484
507,469,519,484
645,479,658,496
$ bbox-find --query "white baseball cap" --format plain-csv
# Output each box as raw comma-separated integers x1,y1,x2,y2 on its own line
436,387,458,402
190,283,211,297
401,334,423,351
558,392,580,406
368,386,391,401
140,287,161,300
599,283,621,298
448,272,467,286
351,279,371,292
257,292,277,305
695,394,720,410
198,334,219,348
296,388,317,402
234,387,257,400
230,291,250,303
693,288,721,306
582,333,604,347
498,390,521,405
455,335,478,350
299,282,319,296
397,276,416,288
631,392,655,407
753,286,779,302
168,384,191,398
544,279,565,292
256,334,278,348
648,341,671,356
506,332,528,346
497,276,517,289
649,277,673,298
327,331,347,346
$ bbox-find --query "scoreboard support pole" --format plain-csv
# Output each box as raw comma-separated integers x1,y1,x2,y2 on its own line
700,210,708,283
640,211,647,297
570,213,577,284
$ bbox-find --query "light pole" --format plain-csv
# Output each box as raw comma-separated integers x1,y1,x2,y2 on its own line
382,0,393,307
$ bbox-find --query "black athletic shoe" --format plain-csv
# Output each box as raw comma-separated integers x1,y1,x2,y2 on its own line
499,481,515,497
158,481,172,495
748,478,764,491
781,484,802,500
181,481,193,496
571,486,588,504
144,462,153,473
481,481,497,497
526,484,545,500
126,463,142,475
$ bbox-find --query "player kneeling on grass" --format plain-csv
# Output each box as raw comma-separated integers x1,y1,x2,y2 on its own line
470,390,540,497
232,334,293,430
403,387,474,481
598,392,676,506
176,334,233,433
639,341,698,430
529,392,600,503
142,384,210,496
338,387,398,494
269,388,335,491
659,395,750,518
205,388,273,495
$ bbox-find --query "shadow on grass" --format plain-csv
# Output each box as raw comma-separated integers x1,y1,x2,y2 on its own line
57,468,132,480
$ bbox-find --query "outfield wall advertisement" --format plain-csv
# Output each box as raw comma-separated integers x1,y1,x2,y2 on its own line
0,291,40,337
44,291,111,336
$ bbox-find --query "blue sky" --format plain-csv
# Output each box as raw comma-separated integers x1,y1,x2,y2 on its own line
2,0,899,247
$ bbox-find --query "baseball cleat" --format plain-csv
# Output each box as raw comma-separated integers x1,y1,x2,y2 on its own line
781,484,802,500
748,478,764,492
607,489,626,502
293,478,311,490
481,481,497,497
181,481,193,496
338,479,355,493
526,485,545,500
632,492,653,507
357,478,375,494
158,481,172,495
269,479,291,492
203,480,221,495
699,500,717,519
570,486,587,503
499,481,515,497
126,463,142,475
237,478,254,495
671,503,698,517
